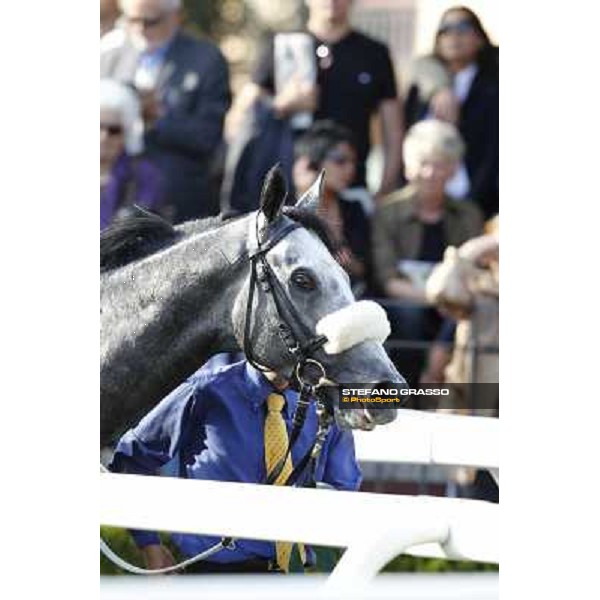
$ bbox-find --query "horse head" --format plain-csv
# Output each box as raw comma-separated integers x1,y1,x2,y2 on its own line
232,165,408,431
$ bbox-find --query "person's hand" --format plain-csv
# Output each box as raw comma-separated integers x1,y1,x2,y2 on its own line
458,234,499,266
429,87,460,124
141,544,176,572
273,77,318,117
138,89,163,127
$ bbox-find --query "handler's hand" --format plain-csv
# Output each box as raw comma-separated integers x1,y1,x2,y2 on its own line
141,544,176,571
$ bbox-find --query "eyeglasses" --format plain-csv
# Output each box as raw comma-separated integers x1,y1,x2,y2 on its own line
438,20,475,36
101,123,124,137
326,150,356,167
126,14,165,29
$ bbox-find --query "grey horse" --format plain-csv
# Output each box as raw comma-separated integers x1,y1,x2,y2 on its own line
101,166,407,445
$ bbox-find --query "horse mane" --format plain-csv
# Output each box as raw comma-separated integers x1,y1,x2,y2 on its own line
100,206,339,274
100,207,180,272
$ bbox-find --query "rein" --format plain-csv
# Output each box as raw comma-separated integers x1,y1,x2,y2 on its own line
242,211,334,486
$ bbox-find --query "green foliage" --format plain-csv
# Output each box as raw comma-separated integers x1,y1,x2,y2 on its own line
383,554,499,573
100,526,143,575
100,527,181,575
309,547,498,574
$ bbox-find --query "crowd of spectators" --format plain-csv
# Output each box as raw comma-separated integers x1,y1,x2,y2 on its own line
100,0,499,392
101,0,231,223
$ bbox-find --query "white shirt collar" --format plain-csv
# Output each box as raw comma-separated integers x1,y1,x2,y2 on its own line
453,63,478,104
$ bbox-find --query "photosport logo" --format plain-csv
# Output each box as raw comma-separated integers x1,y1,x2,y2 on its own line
337,383,499,411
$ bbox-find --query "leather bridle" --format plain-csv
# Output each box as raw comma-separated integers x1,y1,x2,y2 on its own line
242,211,330,382
242,210,336,487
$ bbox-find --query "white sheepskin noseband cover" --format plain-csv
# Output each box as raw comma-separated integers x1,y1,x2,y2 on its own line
315,300,391,354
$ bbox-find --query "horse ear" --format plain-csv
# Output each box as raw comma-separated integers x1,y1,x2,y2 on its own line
259,164,288,222
295,170,325,212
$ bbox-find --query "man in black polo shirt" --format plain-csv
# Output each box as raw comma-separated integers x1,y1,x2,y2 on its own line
252,0,403,201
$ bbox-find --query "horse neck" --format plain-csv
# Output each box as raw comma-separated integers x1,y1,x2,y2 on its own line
101,215,255,445
102,216,251,365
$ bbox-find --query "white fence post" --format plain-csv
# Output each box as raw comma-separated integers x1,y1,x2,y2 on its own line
325,515,449,592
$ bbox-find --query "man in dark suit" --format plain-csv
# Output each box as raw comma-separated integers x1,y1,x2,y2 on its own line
101,0,231,223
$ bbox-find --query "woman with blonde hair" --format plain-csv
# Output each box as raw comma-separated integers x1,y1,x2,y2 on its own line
372,119,483,385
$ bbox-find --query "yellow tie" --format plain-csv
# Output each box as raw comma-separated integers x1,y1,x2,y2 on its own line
264,393,306,572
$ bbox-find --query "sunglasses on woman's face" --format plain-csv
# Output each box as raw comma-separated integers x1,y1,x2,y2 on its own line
126,14,164,29
438,20,475,36
101,123,124,137
326,150,356,166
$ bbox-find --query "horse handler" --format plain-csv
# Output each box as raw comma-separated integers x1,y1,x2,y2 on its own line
108,356,362,574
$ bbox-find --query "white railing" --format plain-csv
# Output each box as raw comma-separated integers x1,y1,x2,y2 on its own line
101,573,499,600
100,410,498,592
353,409,499,484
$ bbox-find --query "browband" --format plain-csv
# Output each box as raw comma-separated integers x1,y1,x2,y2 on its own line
247,215,302,259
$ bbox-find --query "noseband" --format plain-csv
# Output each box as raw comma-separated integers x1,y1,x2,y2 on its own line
241,211,337,489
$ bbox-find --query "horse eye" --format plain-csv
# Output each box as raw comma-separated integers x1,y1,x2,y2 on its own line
291,269,317,291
